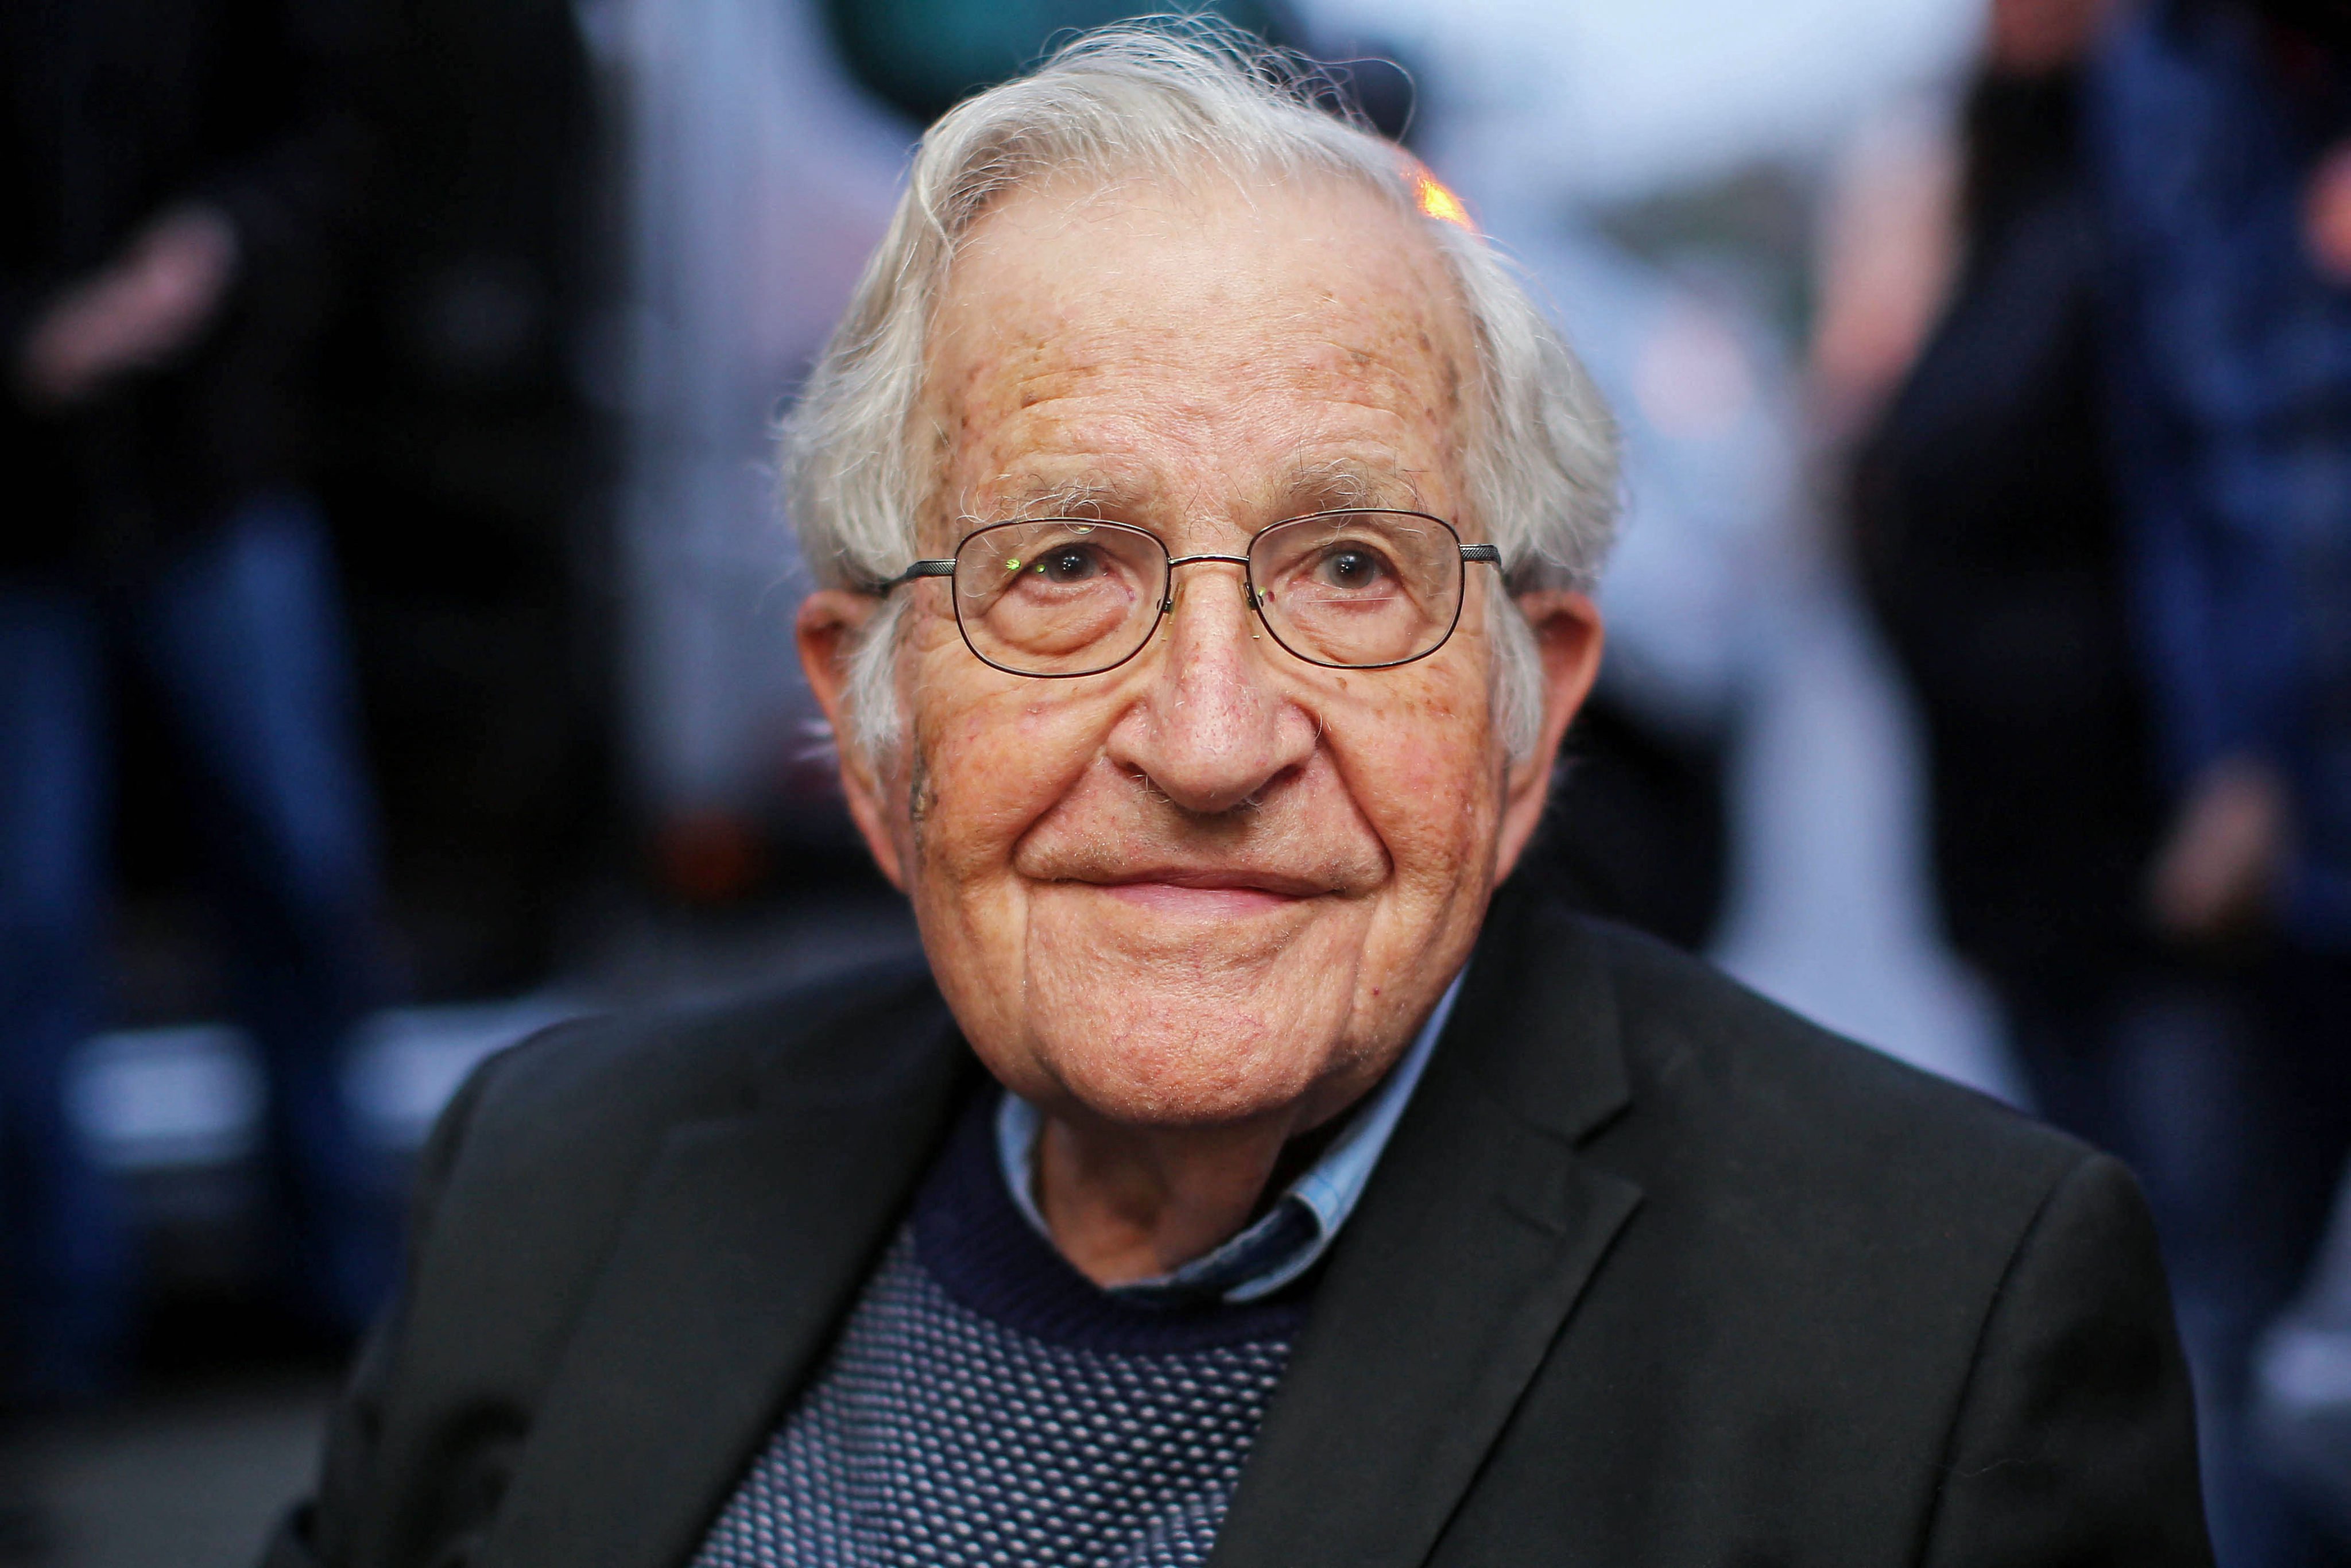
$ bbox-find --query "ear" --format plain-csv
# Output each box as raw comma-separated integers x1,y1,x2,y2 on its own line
797,589,909,892
1493,589,1605,884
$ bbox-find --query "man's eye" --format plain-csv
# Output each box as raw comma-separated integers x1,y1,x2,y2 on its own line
1316,546,1391,590
1031,545,1103,583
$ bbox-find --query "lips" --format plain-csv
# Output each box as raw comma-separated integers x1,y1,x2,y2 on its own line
1068,865,1331,917
1086,866,1330,898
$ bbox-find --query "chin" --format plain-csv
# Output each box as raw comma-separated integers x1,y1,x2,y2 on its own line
1009,905,1372,1126
1025,997,1347,1133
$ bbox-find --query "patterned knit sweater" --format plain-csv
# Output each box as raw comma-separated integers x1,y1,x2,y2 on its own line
693,1098,1312,1567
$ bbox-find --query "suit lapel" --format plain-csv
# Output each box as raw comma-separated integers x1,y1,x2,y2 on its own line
479,1008,971,1568
1209,892,1645,1568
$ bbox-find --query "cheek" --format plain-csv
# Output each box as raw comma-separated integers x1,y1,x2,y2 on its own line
1331,668,1502,850
909,675,1116,881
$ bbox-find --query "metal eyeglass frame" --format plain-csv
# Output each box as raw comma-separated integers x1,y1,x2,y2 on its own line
875,509,1505,678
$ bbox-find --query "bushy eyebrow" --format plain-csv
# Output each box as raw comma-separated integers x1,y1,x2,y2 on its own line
970,458,1427,528
1281,458,1424,514
996,478,1122,521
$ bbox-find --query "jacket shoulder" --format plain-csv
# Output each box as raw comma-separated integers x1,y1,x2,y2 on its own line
1416,907,2201,1563
454,954,945,1167
296,958,953,1568
392,956,949,1399
1540,909,2098,1280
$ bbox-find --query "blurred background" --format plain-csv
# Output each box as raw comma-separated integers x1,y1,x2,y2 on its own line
6,0,2351,1562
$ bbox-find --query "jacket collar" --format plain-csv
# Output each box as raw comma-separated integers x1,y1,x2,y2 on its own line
1204,884,1644,1568
477,981,972,1568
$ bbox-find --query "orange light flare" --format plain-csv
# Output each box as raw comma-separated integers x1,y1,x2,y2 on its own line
1411,167,1474,231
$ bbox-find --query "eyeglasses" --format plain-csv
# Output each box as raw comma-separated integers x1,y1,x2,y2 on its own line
877,510,1503,679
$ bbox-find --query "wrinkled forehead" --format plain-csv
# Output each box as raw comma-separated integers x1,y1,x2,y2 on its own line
916,168,1482,531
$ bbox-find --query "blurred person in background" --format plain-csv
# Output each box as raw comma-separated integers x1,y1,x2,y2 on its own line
1853,0,2149,1140
1833,0,2351,1558
317,0,609,986
1822,0,2162,1124
2086,0,2351,1558
0,0,401,1407
1846,0,2167,1391
1837,0,2304,1549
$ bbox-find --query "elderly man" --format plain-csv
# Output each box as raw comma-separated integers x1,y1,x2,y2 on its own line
267,28,2210,1568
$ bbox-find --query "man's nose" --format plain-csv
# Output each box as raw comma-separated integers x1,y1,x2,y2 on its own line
1104,562,1316,815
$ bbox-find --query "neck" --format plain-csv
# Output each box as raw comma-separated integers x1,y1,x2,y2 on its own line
1035,1111,1310,1287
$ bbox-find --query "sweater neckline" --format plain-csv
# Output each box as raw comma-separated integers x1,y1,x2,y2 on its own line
911,1093,1314,1354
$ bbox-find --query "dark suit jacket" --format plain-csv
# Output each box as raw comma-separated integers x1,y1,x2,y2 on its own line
266,889,2211,1567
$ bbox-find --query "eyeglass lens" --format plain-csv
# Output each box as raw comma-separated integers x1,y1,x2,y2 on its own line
947,512,1467,677
1249,512,1465,669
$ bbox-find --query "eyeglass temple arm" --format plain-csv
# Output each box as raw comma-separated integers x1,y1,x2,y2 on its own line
878,560,956,594
1461,544,1501,565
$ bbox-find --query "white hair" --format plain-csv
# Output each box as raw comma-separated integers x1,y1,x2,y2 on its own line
783,21,1618,770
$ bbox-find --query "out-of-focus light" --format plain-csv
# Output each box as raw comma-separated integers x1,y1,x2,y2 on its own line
1412,169,1474,231
68,1025,262,1170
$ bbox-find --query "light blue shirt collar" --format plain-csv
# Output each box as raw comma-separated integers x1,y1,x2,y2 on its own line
995,970,1465,1304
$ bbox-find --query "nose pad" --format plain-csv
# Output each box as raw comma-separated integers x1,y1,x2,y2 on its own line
1155,557,1264,647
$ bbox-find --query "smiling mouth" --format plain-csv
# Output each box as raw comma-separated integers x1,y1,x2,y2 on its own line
1075,868,1327,917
